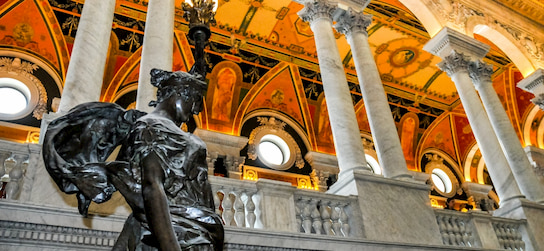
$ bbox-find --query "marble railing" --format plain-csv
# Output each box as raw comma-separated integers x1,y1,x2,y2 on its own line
492,219,525,250
208,175,362,238
435,209,526,250
0,140,40,200
435,210,476,247
293,190,358,237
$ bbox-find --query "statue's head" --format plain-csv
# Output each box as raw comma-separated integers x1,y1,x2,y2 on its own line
148,68,207,117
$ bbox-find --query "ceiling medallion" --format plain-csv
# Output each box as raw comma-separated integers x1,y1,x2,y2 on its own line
390,48,418,67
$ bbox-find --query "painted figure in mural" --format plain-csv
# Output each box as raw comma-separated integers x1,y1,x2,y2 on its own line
42,69,224,251
211,67,236,121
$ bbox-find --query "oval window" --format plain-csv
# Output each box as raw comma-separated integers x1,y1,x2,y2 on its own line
258,134,290,167
432,168,453,193
0,78,30,116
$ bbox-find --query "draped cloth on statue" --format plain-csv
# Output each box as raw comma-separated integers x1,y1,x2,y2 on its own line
42,102,223,250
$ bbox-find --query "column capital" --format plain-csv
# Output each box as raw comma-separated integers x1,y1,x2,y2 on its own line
423,27,489,60
297,0,337,24
468,60,493,89
437,51,471,76
333,8,372,37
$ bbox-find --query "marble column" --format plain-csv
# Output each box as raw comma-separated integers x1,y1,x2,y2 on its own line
469,61,544,203
334,8,410,179
135,0,175,113
57,0,116,113
298,1,371,178
424,27,524,205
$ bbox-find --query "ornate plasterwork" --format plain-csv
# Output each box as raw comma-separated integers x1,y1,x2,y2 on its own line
427,0,544,64
437,51,471,76
247,117,305,170
0,57,48,120
297,0,336,24
468,60,494,88
333,8,372,37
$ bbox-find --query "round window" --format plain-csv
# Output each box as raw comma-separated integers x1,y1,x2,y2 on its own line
365,154,381,175
258,134,290,167
431,168,453,193
0,78,31,116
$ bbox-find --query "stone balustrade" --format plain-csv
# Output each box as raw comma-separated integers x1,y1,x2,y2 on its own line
293,190,359,237
0,140,40,201
434,209,527,250
435,210,476,247
492,220,525,250
0,138,538,250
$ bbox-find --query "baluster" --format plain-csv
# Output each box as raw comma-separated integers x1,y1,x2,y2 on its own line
320,201,333,235
453,218,462,246
301,198,312,234
445,216,456,245
5,156,23,200
222,189,234,226
330,203,341,236
245,192,256,228
212,188,222,216
310,199,322,234
233,190,245,227
339,203,350,237
295,197,304,233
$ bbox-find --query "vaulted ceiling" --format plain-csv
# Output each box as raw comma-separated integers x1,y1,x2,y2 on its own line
0,0,542,180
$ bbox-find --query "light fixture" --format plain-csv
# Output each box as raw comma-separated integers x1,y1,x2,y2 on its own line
182,0,218,78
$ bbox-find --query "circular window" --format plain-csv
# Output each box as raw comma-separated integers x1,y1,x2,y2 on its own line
0,78,31,117
432,168,453,193
366,154,381,175
258,134,290,166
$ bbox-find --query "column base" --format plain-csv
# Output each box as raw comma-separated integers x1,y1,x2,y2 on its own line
328,169,442,245
493,198,544,251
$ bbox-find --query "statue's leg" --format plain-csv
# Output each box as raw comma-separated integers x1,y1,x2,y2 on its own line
113,214,142,251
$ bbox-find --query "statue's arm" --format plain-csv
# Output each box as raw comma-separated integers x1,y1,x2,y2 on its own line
141,151,181,251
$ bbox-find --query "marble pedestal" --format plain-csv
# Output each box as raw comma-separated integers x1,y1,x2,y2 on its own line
493,199,544,251
328,170,442,245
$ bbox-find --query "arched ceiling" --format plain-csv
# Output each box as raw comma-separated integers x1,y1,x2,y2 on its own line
0,0,542,182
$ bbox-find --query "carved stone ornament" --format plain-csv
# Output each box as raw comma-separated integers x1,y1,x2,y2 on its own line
334,8,372,37
427,0,544,63
437,51,471,76
531,93,544,111
247,116,305,170
468,60,493,88
297,0,336,24
0,57,48,120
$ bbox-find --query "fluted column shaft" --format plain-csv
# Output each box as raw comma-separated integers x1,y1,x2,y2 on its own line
136,0,175,113
298,1,370,177
469,62,544,203
439,52,523,204
334,9,409,179
58,0,116,113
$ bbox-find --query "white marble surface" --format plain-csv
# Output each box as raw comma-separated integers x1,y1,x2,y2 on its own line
471,62,544,203
335,9,410,179
57,0,116,113
493,198,544,251
424,28,524,204
194,129,248,156
256,179,298,232
135,0,175,113
329,169,443,245
298,2,369,177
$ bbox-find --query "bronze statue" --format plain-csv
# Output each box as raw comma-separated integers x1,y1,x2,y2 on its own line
42,69,224,251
